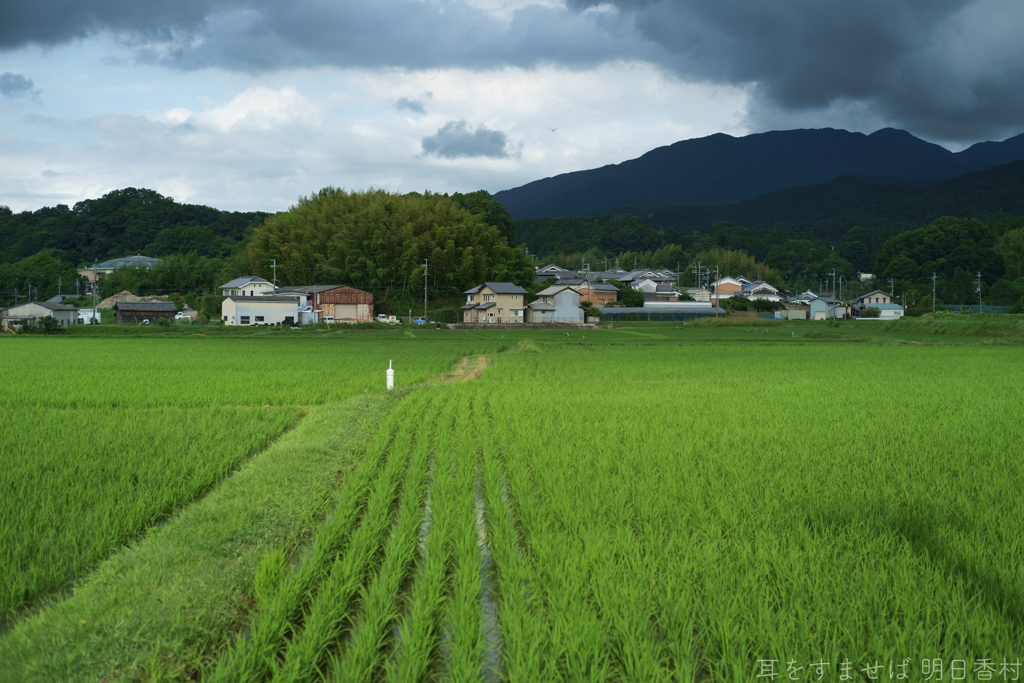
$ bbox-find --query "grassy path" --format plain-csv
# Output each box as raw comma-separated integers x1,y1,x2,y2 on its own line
0,392,401,683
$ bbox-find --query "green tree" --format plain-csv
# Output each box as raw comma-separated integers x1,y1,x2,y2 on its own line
950,267,975,304
245,189,532,297
880,254,919,282
450,190,516,244
615,284,645,307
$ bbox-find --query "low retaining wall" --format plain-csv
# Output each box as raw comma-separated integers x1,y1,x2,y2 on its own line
448,323,597,330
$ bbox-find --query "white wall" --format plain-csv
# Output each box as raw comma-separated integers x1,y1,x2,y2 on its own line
222,299,299,325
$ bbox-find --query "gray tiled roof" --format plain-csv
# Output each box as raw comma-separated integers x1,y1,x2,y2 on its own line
220,276,271,289
484,282,528,295
114,301,178,312
537,285,579,297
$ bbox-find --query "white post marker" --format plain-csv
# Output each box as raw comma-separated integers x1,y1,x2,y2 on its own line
386,360,394,391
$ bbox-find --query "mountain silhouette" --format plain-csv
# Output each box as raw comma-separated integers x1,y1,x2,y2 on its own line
494,127,1024,219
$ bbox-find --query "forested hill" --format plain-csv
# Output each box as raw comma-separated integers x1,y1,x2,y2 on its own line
516,160,1024,259
604,160,1024,240
495,127,1024,220
0,188,269,266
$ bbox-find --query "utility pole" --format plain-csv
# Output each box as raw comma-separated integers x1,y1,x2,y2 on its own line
932,272,937,314
423,258,429,322
831,268,837,299
272,259,277,289
888,278,894,296
713,266,720,316
58,276,62,297
977,271,982,313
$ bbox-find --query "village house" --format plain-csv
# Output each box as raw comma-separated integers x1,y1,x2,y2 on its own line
737,280,782,301
852,290,893,308
617,269,677,286
534,263,576,282
222,295,299,326
708,276,750,300
571,281,618,305
634,279,685,302
462,283,528,323
808,296,848,320
861,303,905,319
2,301,79,329
114,301,178,324
687,287,712,302
525,285,586,323
219,276,275,297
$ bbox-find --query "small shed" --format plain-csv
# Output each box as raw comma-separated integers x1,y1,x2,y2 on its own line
114,301,177,324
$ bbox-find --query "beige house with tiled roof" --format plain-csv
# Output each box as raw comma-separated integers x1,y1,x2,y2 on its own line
462,283,528,323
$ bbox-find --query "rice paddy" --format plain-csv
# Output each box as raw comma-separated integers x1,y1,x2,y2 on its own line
2,325,1023,681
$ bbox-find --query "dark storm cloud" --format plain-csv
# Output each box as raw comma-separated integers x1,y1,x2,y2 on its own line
2,0,1023,142
422,121,510,159
567,0,1024,142
0,72,40,99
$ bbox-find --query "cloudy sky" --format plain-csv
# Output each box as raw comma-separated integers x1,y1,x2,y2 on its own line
2,0,1023,213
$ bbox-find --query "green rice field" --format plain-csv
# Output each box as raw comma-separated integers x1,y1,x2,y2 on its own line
2,322,1023,681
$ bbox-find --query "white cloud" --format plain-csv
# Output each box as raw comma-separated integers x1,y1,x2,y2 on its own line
156,85,332,132
1,58,749,213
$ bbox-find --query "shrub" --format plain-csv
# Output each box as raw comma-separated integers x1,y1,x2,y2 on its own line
862,306,881,318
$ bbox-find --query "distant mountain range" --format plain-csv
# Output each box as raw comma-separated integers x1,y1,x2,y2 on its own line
495,128,1024,220
593,160,1024,241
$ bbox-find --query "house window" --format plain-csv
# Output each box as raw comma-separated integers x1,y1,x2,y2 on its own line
488,312,495,317
223,316,227,321
468,295,475,302
255,316,265,322
511,309,521,317
241,316,250,324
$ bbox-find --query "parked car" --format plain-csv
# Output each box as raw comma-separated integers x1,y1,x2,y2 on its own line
414,317,426,324
376,314,390,323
